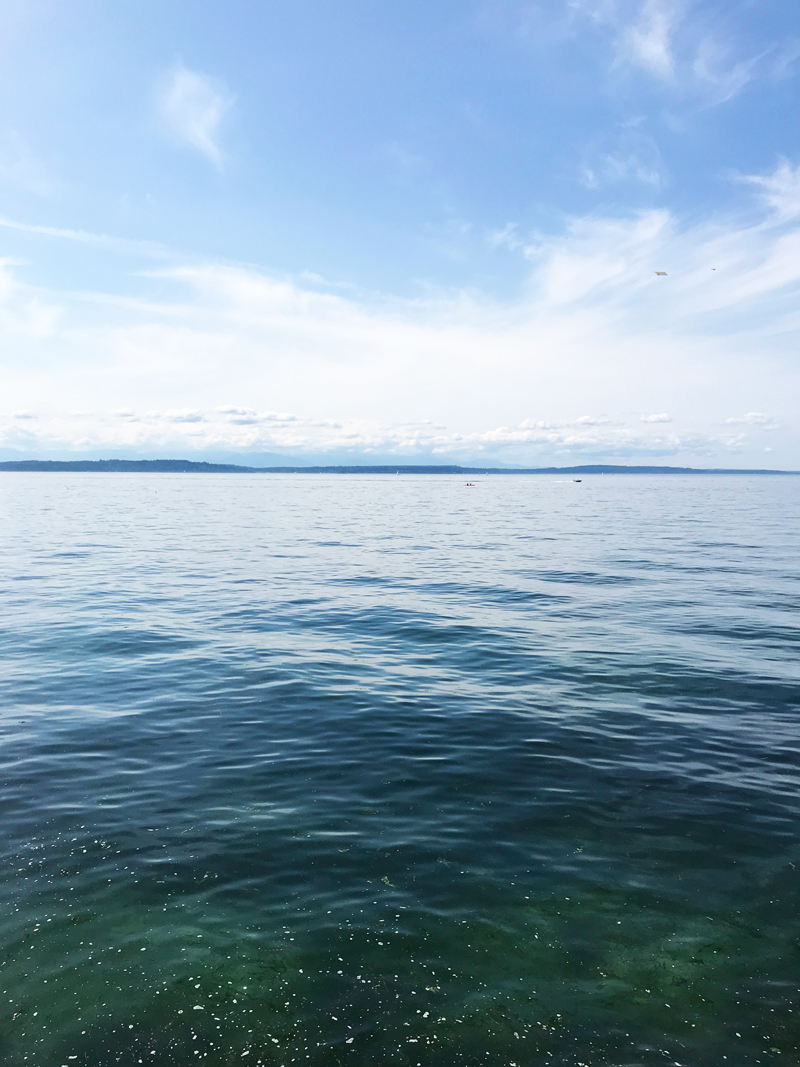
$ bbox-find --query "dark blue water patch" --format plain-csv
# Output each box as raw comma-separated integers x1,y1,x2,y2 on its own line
311,541,364,548
331,575,573,604
4,627,205,660
529,569,642,586
664,620,800,646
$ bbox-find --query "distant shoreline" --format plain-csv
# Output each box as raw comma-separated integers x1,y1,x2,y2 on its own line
0,459,797,475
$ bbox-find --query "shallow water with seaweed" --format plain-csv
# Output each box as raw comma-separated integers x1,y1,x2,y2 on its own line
1,472,798,1067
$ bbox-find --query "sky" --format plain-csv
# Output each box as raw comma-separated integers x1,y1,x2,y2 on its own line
0,0,799,468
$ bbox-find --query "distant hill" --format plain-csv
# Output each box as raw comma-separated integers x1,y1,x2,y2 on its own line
0,459,796,474
0,459,253,473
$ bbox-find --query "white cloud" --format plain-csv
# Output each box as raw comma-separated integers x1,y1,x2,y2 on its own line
160,409,205,423
157,64,233,168
0,160,798,466
724,412,778,428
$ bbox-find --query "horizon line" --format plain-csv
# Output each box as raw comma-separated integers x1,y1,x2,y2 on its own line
1,459,798,475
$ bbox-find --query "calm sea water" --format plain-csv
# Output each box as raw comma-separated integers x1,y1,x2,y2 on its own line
1,473,798,1067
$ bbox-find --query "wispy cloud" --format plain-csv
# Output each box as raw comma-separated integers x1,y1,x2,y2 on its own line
489,223,525,250
770,39,800,81
618,0,679,80
581,151,663,189
0,131,56,196
0,217,168,257
157,64,234,168
570,0,769,107
0,258,62,337
742,161,800,221
691,36,762,105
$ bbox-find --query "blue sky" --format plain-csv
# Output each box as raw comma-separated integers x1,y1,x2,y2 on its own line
1,0,799,466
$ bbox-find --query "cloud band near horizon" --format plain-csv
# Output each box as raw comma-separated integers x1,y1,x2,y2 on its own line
1,160,798,468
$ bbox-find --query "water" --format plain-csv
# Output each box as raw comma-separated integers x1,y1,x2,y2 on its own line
1,472,798,1067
